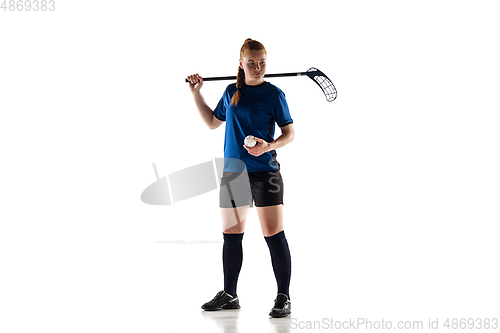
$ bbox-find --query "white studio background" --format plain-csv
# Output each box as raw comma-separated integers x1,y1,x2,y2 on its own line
1,0,499,332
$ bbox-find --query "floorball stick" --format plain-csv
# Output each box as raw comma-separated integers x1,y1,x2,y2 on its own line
186,67,337,102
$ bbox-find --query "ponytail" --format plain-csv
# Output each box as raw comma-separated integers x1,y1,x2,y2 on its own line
230,38,266,106
231,67,245,106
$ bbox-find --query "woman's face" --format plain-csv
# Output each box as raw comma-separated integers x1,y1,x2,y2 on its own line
240,50,267,85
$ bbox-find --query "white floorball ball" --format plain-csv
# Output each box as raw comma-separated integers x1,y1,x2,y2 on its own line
244,135,257,147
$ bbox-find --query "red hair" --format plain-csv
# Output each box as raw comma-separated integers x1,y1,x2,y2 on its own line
230,38,267,106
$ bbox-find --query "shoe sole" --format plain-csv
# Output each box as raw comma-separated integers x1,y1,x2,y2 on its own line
269,310,291,318
202,303,240,311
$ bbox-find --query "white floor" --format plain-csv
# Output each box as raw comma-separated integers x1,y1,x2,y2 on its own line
200,306,291,333
2,210,499,333
2,194,499,333
149,232,500,333
157,238,296,333
152,229,334,333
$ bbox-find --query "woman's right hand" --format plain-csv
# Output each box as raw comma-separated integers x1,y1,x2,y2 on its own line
187,74,203,93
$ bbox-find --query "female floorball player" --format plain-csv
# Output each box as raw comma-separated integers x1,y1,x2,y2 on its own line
187,38,295,318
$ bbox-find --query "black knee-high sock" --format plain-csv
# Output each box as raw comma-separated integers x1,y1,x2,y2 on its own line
222,232,244,297
264,230,291,299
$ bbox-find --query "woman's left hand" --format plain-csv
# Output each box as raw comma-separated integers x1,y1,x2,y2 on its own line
243,137,271,157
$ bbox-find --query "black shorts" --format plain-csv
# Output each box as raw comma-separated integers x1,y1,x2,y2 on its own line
219,169,284,208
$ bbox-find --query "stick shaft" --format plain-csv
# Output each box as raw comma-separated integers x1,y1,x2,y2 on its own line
185,72,312,82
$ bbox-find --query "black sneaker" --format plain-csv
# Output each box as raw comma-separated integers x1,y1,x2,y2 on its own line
201,290,240,311
269,293,291,318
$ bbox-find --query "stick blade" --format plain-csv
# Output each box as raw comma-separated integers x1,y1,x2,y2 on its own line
305,67,337,102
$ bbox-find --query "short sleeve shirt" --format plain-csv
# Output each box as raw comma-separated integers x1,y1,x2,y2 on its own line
213,81,293,172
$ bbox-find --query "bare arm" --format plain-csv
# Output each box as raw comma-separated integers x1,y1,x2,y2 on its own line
187,74,224,130
191,90,224,130
268,123,295,150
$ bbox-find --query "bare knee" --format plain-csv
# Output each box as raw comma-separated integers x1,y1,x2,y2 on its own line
257,205,284,237
261,227,283,237
224,219,246,234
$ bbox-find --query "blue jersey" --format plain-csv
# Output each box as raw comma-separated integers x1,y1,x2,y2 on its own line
213,81,293,172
